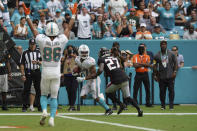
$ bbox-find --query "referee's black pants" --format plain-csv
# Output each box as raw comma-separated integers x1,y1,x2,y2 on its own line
64,75,78,106
159,78,175,108
133,72,150,105
23,69,41,109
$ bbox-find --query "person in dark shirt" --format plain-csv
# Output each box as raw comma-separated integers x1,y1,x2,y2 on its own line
187,0,197,16
86,47,143,116
153,40,178,110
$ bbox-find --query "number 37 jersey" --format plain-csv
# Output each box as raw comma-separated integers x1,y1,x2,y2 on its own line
98,56,128,85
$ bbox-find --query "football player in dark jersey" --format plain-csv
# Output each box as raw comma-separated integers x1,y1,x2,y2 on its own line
86,47,143,117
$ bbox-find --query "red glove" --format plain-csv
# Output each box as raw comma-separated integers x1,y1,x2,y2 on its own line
22,2,31,15
70,3,78,15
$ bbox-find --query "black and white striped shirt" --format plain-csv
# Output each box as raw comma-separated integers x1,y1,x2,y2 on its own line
20,48,41,70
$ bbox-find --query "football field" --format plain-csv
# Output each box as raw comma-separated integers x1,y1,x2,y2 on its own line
0,105,197,131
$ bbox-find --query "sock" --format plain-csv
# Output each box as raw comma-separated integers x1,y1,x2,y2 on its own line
50,98,58,118
40,95,48,111
85,94,93,99
30,105,34,109
97,98,110,110
126,97,140,111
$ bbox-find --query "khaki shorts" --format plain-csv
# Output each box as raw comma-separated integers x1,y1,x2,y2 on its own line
0,74,8,92
106,81,130,98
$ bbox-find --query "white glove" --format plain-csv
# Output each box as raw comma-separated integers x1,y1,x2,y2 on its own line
76,77,85,82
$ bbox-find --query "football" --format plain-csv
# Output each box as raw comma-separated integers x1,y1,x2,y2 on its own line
73,66,81,73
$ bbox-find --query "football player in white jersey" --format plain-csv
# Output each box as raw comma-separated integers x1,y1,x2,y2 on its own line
22,2,76,127
75,44,113,115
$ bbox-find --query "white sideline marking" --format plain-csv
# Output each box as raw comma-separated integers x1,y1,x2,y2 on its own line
58,115,162,131
0,113,197,116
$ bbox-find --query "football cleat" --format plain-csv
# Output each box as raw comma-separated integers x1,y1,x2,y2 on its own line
48,117,55,127
117,103,126,115
105,109,113,116
29,107,35,112
138,110,143,117
40,111,48,126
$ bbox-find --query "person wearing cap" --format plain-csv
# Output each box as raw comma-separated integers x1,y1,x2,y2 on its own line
132,44,152,107
124,50,134,68
147,17,165,33
135,23,152,39
13,17,28,40
152,24,168,39
153,40,178,110
54,8,65,32
38,12,47,31
20,38,42,112
30,0,48,20
127,8,139,28
47,0,63,20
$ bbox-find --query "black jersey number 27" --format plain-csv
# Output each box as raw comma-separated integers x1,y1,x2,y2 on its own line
105,57,120,71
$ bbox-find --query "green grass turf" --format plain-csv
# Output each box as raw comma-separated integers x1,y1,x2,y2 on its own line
0,105,196,131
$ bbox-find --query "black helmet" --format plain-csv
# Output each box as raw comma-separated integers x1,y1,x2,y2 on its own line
99,47,110,58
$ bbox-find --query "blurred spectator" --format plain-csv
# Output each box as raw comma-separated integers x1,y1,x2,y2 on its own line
54,9,65,31
0,17,7,32
20,38,42,112
152,24,168,39
187,10,197,30
0,46,11,110
79,0,92,12
171,46,184,68
127,8,139,31
7,0,18,17
103,12,112,23
136,1,146,17
148,3,159,18
32,20,43,34
124,50,134,67
30,0,48,20
170,0,179,8
77,7,91,39
96,7,104,16
91,0,104,13
92,15,109,39
2,0,10,24
139,9,151,27
135,23,152,39
175,13,187,26
156,1,183,31
113,12,122,31
64,0,77,15
147,17,165,33
60,20,75,40
47,0,63,20
183,24,197,39
62,45,78,111
38,12,47,31
13,17,28,40
117,16,133,37
10,5,25,31
108,0,128,19
0,1,4,18
104,20,116,37
186,0,197,15
153,40,178,110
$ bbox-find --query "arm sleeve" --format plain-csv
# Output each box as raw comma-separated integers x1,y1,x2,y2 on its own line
20,52,25,65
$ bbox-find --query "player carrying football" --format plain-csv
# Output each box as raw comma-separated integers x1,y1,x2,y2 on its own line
75,44,113,115
87,47,143,117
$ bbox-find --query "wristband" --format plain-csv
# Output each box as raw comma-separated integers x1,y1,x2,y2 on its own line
26,15,30,19
71,14,76,19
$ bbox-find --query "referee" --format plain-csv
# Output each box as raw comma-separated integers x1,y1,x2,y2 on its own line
20,38,41,112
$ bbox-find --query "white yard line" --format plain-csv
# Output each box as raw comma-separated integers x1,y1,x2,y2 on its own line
0,113,197,116
58,115,162,131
